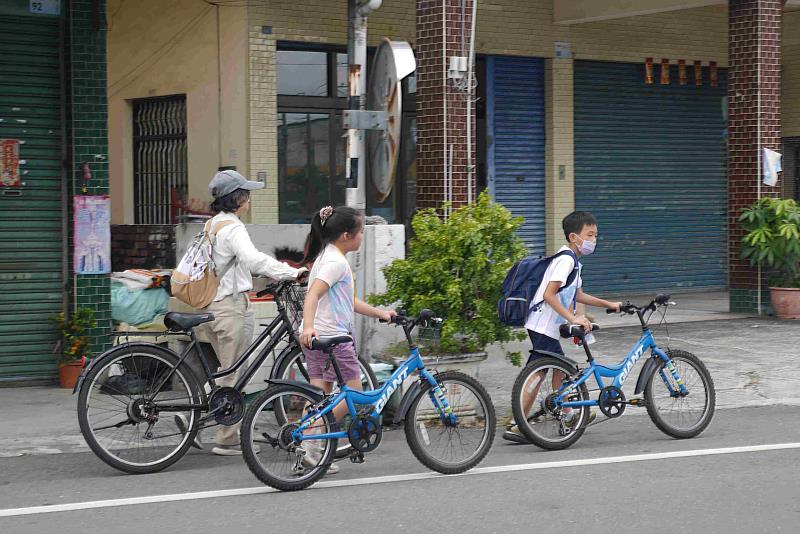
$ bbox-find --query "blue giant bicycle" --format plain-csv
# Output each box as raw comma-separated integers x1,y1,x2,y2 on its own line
511,294,715,450
240,310,497,491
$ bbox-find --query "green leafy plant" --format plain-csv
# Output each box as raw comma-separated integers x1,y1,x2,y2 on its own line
369,191,527,358
740,197,800,288
53,307,96,365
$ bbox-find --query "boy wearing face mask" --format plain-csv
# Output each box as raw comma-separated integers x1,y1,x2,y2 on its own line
504,211,622,444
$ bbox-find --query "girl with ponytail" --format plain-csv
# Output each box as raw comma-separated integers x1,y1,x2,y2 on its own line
298,206,396,472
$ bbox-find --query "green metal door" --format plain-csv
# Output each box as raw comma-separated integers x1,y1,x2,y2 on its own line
0,6,66,383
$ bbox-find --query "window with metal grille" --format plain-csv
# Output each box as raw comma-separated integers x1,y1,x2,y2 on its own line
133,95,188,224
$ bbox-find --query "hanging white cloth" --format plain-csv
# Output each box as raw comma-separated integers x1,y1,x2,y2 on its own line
762,147,782,187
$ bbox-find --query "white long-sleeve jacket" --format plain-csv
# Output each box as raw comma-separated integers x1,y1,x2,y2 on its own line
208,212,301,301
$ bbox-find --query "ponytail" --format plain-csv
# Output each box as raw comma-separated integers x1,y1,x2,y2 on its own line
302,205,363,265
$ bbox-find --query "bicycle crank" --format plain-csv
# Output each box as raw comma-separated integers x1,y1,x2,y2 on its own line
347,414,382,453
598,386,626,418
208,386,245,426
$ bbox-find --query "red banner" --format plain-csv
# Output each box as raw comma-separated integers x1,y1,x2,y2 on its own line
1,139,20,187
694,61,703,86
678,60,687,85
660,58,670,85
645,57,654,84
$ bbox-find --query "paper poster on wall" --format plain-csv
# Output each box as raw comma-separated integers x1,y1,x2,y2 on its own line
1,139,20,187
74,195,111,275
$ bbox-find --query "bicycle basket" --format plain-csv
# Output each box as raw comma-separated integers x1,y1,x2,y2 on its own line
278,284,307,333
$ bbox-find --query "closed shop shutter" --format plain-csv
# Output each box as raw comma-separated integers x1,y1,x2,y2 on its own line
487,56,546,254
0,11,65,382
574,61,727,295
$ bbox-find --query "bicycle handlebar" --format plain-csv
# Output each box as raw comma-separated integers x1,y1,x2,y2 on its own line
255,278,306,298
379,309,441,327
606,293,673,315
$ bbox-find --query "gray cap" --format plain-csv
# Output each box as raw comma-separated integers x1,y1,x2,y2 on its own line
208,170,264,198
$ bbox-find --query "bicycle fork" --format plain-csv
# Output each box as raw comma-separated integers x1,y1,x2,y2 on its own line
657,354,689,397
423,372,456,426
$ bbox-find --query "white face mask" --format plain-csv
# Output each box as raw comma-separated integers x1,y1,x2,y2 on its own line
575,235,596,256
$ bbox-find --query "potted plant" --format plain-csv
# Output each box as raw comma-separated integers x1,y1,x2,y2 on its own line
369,191,528,367
740,197,800,318
53,307,96,388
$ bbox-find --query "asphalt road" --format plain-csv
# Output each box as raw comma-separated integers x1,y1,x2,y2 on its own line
1,405,798,533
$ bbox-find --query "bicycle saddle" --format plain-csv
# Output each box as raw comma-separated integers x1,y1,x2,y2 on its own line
311,335,354,352
559,323,600,339
164,312,215,332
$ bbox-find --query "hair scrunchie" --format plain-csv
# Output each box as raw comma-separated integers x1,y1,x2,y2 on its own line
319,206,334,226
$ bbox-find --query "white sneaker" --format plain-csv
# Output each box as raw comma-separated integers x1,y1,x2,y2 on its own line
300,444,340,474
174,414,203,450
211,444,261,456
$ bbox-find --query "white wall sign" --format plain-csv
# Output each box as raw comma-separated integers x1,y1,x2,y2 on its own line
29,0,60,15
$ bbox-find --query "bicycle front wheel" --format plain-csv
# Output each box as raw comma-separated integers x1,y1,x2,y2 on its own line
404,371,496,475
511,357,590,451
241,384,337,491
76,344,204,474
645,350,715,439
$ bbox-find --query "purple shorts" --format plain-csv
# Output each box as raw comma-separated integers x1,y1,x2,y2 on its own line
302,341,360,383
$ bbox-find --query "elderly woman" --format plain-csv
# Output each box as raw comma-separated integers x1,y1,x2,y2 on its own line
196,169,305,456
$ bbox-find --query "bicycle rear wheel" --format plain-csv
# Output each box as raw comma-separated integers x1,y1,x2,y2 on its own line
645,350,715,439
511,357,590,450
76,344,203,474
241,384,337,491
404,371,496,475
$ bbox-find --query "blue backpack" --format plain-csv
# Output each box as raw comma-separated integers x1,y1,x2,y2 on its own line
497,250,580,327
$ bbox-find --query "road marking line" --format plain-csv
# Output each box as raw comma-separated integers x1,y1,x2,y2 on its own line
2,441,799,517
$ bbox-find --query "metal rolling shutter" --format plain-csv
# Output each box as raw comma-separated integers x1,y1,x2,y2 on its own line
487,56,546,254
574,60,727,295
0,12,65,382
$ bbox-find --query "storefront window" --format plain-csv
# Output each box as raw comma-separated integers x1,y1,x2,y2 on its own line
277,44,417,225
278,50,328,96
278,112,345,224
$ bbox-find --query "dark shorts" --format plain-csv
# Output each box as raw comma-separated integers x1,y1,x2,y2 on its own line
526,330,564,366
302,341,360,383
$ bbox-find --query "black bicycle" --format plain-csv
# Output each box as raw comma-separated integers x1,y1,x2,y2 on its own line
74,280,377,474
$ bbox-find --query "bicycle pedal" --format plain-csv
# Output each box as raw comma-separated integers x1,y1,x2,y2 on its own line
349,451,365,464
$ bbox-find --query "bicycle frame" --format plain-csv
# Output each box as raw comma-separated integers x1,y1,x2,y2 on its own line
557,327,688,410
88,289,302,413
289,346,453,443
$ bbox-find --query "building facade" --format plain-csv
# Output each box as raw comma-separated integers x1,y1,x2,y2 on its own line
2,0,797,383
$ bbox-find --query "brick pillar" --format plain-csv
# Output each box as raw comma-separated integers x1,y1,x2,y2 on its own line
416,0,476,210
70,0,112,354
728,0,782,313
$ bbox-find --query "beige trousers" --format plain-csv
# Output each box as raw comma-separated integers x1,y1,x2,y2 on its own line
197,292,254,446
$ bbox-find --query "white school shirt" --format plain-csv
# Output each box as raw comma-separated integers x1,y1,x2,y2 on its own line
303,244,355,337
524,245,582,340
208,212,301,302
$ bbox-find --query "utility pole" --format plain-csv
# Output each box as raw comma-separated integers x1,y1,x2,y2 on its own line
345,0,382,209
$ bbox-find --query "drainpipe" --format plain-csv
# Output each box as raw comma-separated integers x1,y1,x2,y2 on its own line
465,0,477,203
345,0,383,210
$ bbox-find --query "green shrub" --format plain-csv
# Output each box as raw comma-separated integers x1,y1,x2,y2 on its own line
740,197,800,288
369,191,527,355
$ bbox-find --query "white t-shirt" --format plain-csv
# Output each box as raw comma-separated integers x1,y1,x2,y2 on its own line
304,244,355,337
524,246,582,339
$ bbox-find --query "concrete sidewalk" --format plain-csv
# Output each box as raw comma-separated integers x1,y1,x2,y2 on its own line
1,312,798,458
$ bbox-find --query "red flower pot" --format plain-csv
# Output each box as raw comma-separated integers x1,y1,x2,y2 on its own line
769,287,800,319
58,360,85,389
